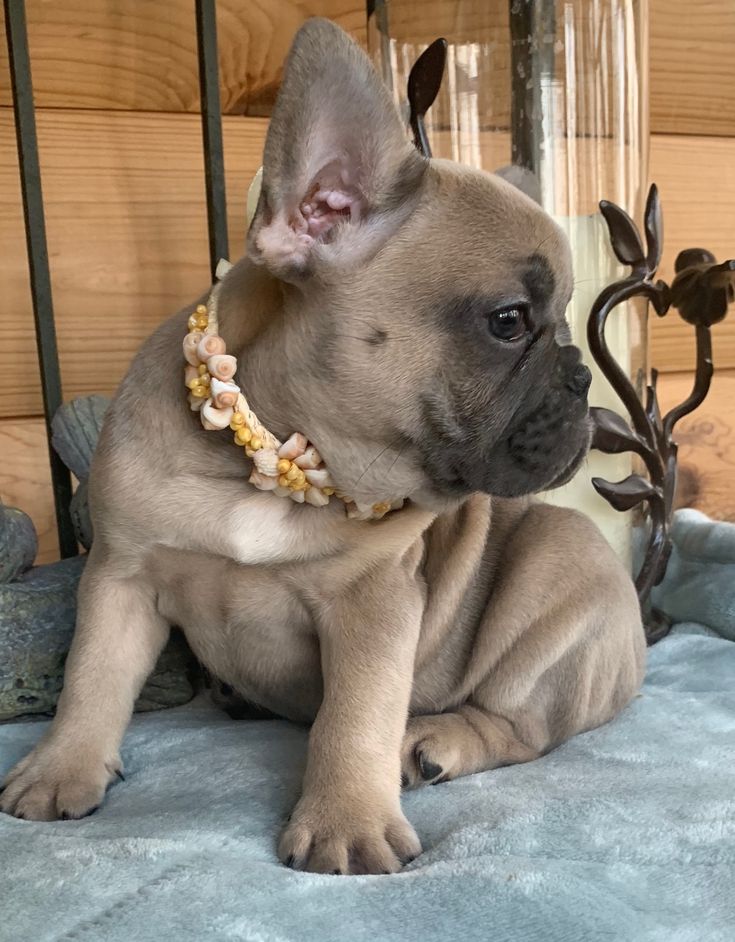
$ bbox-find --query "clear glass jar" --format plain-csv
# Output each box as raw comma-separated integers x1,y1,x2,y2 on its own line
368,0,649,566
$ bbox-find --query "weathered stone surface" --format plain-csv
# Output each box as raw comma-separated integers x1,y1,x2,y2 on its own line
51,395,111,548
0,504,38,583
51,395,110,481
0,554,199,721
0,556,85,719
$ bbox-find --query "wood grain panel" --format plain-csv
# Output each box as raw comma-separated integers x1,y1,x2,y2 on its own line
650,134,735,373
0,0,365,117
660,371,735,522
4,372,731,567
1,1,733,135
0,418,58,564
650,0,735,137
0,109,267,418
0,111,733,418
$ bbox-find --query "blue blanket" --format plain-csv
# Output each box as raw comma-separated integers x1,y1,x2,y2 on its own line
1,510,734,941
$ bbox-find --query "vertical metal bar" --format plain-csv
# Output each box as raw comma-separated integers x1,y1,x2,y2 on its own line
195,0,229,280
4,0,77,559
509,0,555,176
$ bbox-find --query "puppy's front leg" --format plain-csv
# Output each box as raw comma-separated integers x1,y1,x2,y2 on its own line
279,568,423,875
0,546,169,820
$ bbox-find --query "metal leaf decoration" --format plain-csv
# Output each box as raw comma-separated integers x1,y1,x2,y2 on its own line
590,407,648,457
591,475,659,512
599,200,646,269
670,251,735,327
406,38,447,157
644,184,663,271
588,182,734,641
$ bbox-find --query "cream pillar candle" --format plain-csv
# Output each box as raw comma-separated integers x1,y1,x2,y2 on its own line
542,214,634,567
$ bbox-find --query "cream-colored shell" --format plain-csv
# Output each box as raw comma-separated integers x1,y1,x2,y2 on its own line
207,353,237,381
305,487,330,507
304,468,334,489
294,446,322,470
183,331,204,366
278,433,308,461
196,334,226,362
249,470,279,491
253,448,279,477
201,399,233,430
210,377,240,410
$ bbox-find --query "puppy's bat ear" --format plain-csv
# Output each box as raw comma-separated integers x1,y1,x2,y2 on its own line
247,18,426,282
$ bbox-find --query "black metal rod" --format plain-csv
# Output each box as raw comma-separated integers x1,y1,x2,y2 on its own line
4,0,76,559
195,0,229,280
508,0,554,175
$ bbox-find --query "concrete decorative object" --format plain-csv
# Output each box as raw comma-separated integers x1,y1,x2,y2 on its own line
0,396,199,721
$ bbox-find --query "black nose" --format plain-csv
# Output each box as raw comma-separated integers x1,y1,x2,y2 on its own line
566,364,592,398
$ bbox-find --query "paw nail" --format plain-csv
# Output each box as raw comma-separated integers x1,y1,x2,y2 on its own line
115,770,126,782
400,772,409,788
285,854,295,868
418,752,443,781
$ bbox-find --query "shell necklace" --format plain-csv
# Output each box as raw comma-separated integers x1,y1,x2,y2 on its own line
182,260,401,521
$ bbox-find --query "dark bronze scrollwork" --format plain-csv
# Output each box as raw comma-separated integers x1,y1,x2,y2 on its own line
589,185,734,641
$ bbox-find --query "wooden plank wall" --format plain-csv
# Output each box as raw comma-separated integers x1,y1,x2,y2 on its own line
1,0,733,562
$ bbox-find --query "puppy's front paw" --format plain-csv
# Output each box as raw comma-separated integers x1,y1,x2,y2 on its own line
279,794,421,875
0,743,121,821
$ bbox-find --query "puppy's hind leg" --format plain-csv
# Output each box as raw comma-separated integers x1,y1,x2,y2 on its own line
0,548,169,820
401,705,538,788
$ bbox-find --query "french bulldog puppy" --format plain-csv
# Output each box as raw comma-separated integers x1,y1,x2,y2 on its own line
1,19,644,875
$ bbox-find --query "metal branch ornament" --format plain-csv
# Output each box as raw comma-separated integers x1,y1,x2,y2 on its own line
589,185,734,640
406,38,447,158
401,44,734,644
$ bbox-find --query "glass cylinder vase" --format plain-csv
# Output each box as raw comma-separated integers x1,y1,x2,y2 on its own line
368,0,649,567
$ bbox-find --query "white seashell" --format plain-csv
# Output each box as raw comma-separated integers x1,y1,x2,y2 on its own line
183,331,203,365
188,392,204,411
305,487,330,507
207,353,237,381
249,470,278,491
210,377,240,409
201,398,233,430
277,432,308,461
216,257,233,279
294,446,322,470
304,468,334,489
274,485,292,498
253,448,279,477
289,489,306,503
196,334,226,362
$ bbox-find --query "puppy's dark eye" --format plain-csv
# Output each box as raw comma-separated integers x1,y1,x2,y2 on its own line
486,305,529,342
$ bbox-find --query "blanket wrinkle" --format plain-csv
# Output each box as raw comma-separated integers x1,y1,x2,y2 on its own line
1,510,734,942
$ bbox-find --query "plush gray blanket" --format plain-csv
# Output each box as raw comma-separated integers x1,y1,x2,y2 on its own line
1,510,733,941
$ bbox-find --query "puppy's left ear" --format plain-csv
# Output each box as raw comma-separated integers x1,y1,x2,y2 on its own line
247,18,426,281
